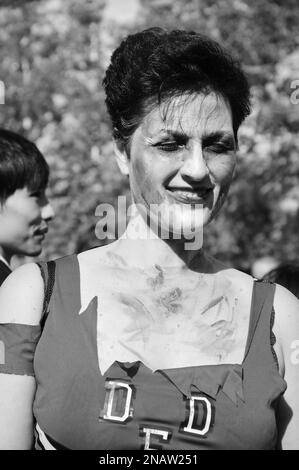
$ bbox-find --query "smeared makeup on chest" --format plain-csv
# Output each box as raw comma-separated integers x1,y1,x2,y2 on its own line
100,257,241,360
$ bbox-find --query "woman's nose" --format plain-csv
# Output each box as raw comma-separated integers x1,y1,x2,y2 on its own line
41,198,55,222
180,143,209,183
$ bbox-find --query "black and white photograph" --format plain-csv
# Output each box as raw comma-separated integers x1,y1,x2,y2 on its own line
0,0,298,454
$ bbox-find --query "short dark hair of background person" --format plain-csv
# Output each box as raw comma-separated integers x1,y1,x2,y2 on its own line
0,128,49,204
261,263,299,299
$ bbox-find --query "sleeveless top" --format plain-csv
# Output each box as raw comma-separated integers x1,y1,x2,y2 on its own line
33,254,287,450
0,258,11,287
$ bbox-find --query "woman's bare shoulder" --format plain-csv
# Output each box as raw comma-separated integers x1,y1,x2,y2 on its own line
78,245,112,262
273,283,299,346
220,267,254,283
206,254,255,291
77,243,125,271
0,263,44,325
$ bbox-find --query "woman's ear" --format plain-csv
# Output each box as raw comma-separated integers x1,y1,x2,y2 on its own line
113,139,130,176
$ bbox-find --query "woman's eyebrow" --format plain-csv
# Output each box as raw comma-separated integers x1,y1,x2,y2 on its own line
157,129,189,140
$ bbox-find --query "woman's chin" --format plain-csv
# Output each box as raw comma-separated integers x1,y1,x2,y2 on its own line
143,204,212,241
158,217,207,241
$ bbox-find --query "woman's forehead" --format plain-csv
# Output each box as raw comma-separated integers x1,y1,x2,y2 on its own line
141,92,234,137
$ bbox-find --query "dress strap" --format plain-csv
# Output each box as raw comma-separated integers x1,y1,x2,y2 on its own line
37,254,81,322
36,260,56,325
243,280,276,363
53,254,81,315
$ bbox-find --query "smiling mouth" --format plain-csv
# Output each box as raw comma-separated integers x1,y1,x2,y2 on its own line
166,188,213,204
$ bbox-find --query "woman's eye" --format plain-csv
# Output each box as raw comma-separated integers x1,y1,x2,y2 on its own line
156,142,184,152
206,144,233,154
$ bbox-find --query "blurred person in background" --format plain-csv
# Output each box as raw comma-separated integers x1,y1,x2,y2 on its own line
0,28,298,450
262,263,299,299
0,129,54,286
251,256,279,280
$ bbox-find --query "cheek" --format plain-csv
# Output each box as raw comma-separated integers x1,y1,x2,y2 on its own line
21,204,41,224
0,215,27,242
208,155,236,187
130,158,148,196
6,199,40,219
131,152,164,201
133,156,148,182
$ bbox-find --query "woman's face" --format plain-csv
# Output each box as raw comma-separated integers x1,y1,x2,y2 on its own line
125,92,236,239
0,187,54,258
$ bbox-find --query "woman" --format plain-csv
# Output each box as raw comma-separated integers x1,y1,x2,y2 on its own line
0,128,54,286
0,28,298,450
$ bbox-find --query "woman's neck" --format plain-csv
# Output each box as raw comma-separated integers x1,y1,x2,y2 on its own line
115,211,207,271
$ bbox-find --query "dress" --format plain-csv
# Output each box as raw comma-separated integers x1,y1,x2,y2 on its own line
0,257,11,287
0,254,287,449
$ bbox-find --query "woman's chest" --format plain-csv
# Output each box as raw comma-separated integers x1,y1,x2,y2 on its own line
79,265,254,368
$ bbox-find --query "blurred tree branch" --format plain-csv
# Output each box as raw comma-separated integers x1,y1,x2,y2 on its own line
0,0,298,271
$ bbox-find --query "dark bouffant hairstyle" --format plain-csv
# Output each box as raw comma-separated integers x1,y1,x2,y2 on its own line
0,128,49,203
103,28,251,144
262,263,299,299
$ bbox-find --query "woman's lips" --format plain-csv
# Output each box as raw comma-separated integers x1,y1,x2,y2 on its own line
166,187,213,204
33,227,48,239
33,233,45,241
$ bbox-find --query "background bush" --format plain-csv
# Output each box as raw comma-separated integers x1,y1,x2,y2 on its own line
0,0,298,272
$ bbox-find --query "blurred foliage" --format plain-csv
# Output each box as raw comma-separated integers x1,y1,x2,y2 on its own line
0,0,299,271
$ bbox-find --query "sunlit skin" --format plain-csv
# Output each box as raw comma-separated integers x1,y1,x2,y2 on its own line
78,255,253,372
77,92,255,372
128,92,237,241
0,187,54,264
110,92,237,268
